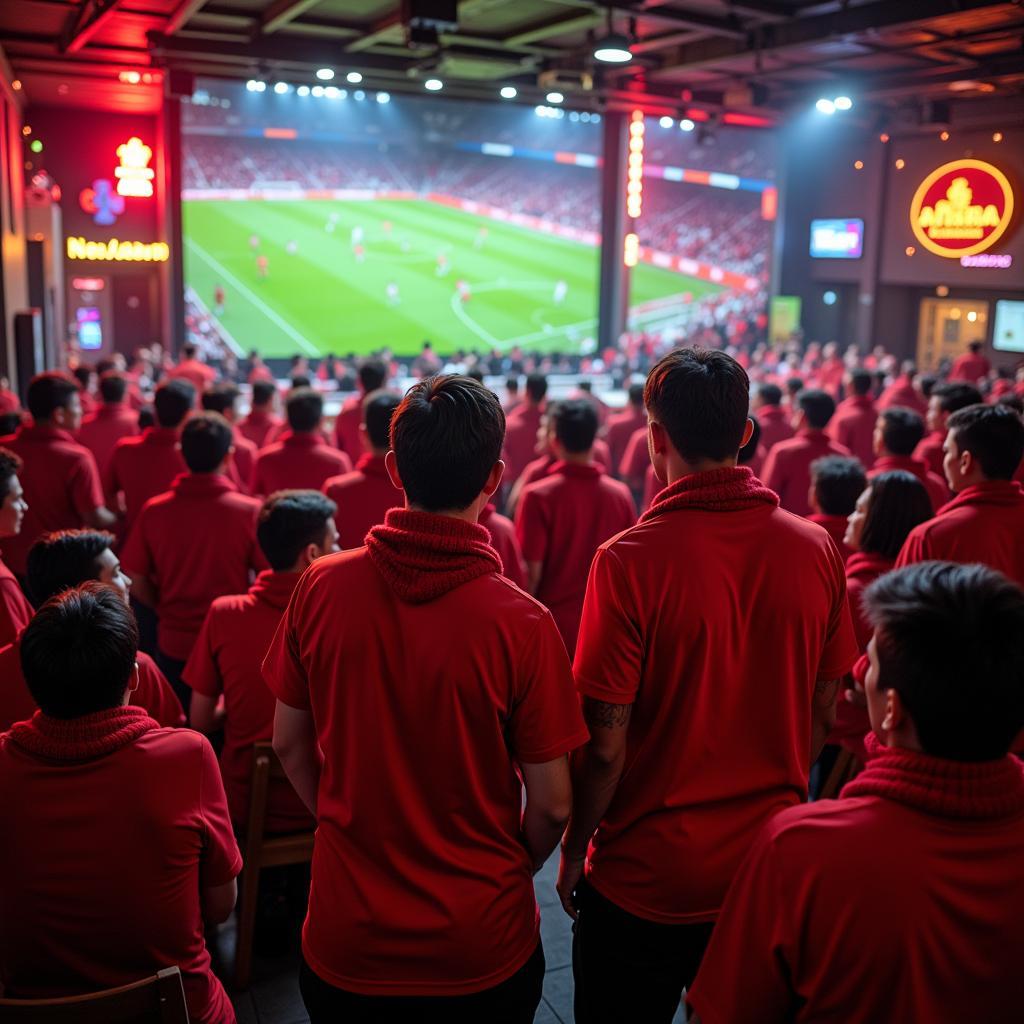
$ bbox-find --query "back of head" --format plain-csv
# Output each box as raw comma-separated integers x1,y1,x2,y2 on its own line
0,447,23,502
525,373,548,404
26,372,78,422
137,406,155,431
850,369,872,397
797,389,835,430
26,529,115,605
997,393,1024,416
811,456,867,516
257,490,337,570
358,359,388,394
290,375,312,390
786,377,805,398
181,343,198,361
758,383,782,407
860,471,933,560
880,407,925,455
947,403,1024,480
553,399,598,454
864,562,1024,760
251,380,276,408
934,382,983,415
363,389,401,451
391,375,505,512
154,379,196,428
200,383,240,417
21,582,138,719
286,387,323,433
72,366,93,390
180,412,232,473
900,360,917,380
645,348,750,462
969,341,984,355
627,382,645,407
506,376,519,394
98,372,128,405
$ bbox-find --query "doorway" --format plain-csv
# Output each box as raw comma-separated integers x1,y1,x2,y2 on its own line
916,297,989,372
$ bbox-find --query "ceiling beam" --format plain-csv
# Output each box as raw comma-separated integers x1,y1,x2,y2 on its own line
59,0,124,54
345,14,404,53
504,12,603,47
165,0,209,36
261,0,322,35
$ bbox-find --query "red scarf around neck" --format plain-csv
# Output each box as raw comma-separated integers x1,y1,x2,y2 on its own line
641,466,779,523
9,706,159,762
366,507,502,604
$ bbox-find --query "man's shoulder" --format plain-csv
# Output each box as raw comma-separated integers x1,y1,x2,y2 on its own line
206,590,257,619
597,473,634,502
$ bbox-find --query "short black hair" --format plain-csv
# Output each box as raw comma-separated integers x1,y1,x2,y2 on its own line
289,354,305,367
0,447,23,502
879,407,925,456
137,406,155,431
553,399,599,454
358,359,388,393
849,370,872,396
257,491,337,570
98,372,128,404
865,562,1024,761
72,366,93,389
796,389,835,430
290,375,312,390
969,341,984,354
466,367,484,383
286,388,323,432
811,456,867,516
758,383,782,406
200,383,240,417
180,412,232,473
645,349,750,462
786,377,805,397
363,389,401,451
859,471,933,560
627,382,645,407
947,403,1024,480
154,379,195,428
26,372,79,421
737,413,761,466
525,373,548,404
21,582,138,719
181,343,197,359
919,374,937,400
26,529,115,605
251,380,276,407
997,393,1024,416
391,375,505,511
933,382,983,415
506,376,520,393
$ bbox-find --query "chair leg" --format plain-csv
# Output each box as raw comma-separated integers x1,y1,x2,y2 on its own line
234,863,261,990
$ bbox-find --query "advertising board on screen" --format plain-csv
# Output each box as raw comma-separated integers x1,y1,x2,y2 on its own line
993,300,1024,353
809,219,864,259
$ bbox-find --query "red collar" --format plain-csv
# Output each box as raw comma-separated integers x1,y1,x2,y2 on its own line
642,466,779,522
250,570,300,610
9,706,159,762
142,427,179,445
845,550,893,579
17,423,76,444
282,432,322,448
940,480,1024,514
551,460,603,479
171,472,237,496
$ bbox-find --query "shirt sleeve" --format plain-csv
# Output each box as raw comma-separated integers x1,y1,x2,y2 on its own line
515,486,549,566
197,735,243,887
182,607,224,700
134,656,186,728
895,524,927,568
508,611,589,763
70,449,106,518
573,545,643,705
0,579,33,649
120,511,153,579
815,540,860,681
262,581,312,710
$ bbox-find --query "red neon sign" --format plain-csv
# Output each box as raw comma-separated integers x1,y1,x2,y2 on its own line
115,137,155,198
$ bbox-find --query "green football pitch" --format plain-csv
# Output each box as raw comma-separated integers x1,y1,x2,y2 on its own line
183,198,722,358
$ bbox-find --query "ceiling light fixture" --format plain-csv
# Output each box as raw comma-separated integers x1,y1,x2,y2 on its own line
424,78,443,91
500,86,517,99
346,71,363,84
316,68,334,81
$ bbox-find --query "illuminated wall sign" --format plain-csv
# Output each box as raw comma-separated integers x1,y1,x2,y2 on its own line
810,218,864,259
71,276,106,290
910,159,1014,258
114,136,155,198
66,236,169,262
960,253,1013,269
626,110,644,221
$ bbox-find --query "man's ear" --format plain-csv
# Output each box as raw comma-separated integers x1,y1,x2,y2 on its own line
482,460,505,498
881,688,902,733
740,418,754,449
128,663,140,693
384,449,403,490
649,420,668,456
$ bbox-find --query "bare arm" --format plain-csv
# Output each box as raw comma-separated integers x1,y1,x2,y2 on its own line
189,693,225,735
201,878,237,925
810,676,842,767
525,560,543,597
272,700,321,815
519,756,572,874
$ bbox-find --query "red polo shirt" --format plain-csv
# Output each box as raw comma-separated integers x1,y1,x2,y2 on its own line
183,571,312,833
573,487,858,923
323,454,402,549
869,454,949,512
0,642,184,733
807,513,853,563
77,403,139,478
167,359,216,395
263,539,588,996
826,395,876,469
121,473,263,660
226,429,257,495
913,429,946,476
332,395,363,458
0,425,105,575
605,407,646,474
619,426,649,486
479,503,526,589
896,480,1024,586
252,433,352,496
237,409,283,450
948,351,991,383
502,403,544,485
0,556,32,649
877,377,926,415
0,715,241,1024
762,430,852,517
516,462,636,657
756,404,795,455
106,427,186,530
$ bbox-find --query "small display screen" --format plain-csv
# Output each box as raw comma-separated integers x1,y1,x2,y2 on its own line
809,218,864,259
993,300,1024,353
76,306,103,350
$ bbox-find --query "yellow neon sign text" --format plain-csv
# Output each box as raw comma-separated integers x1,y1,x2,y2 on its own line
66,236,169,262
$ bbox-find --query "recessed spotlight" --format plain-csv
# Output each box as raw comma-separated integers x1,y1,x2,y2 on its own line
940,130,950,141
354,89,365,100
854,160,864,170
546,91,564,104
679,118,695,132
316,68,334,81
11,79,21,91
993,131,1003,142
834,96,852,111
500,86,517,99
816,98,835,115
324,86,340,99
895,158,905,169
273,82,289,94
659,115,673,128
297,85,310,97
425,78,443,91
377,91,390,104
311,85,324,97
346,71,362,84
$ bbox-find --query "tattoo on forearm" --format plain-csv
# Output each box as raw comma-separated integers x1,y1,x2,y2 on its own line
583,697,632,729
814,677,841,709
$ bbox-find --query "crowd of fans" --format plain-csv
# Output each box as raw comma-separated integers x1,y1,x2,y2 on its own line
0,330,1022,1023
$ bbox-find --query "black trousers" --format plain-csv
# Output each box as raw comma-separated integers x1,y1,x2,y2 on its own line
572,878,714,1024
299,940,545,1024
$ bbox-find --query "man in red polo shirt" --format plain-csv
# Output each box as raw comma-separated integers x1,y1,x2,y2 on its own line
265,375,588,1021
185,491,337,832
77,372,140,479
897,403,1024,586
123,412,264,710
915,381,982,476
559,349,858,1023
827,369,876,468
948,340,991,384
0,449,31,647
877,361,927,415
333,358,388,458
751,382,793,455
252,389,351,496
0,583,240,1024
0,372,115,576
106,378,194,531
324,390,402,549
869,406,949,512
762,389,851,516
167,342,216,395
605,383,646,474
807,455,866,562
503,372,547,486
479,501,526,588
516,399,635,657
689,562,1024,1024
201,384,258,494
238,380,283,450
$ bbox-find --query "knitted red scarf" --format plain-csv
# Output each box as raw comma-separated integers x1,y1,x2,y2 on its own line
366,507,502,604
9,706,159,762
640,466,779,523
842,732,1024,819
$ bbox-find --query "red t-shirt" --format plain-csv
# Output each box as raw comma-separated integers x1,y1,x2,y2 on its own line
263,547,588,996
605,407,646,475
762,430,852,517
877,377,927,416
332,395,363,458
619,426,649,485
756,404,795,455
502,403,544,485
0,717,241,1024
516,462,636,657
0,426,105,575
948,352,991,383
323,454,402,550
252,433,352,496
0,388,19,415
896,480,1024,587
183,571,312,833
106,427,187,530
0,642,184,732
869,454,949,513
77,404,140,479
121,473,263,660
479,504,526,589
573,498,858,923
224,428,257,495
237,409,283,450
167,359,216,395
807,513,853,564
913,429,945,477
826,395,876,469
0,556,32,649
688,751,1024,1024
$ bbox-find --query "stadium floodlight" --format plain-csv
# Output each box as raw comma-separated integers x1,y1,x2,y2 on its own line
816,97,836,115
316,68,334,81
346,71,363,84
659,115,673,128
424,78,443,91
679,118,695,131
273,82,289,94
500,86,517,100
546,91,564,104
593,32,633,64
377,91,391,103
297,85,310,97
834,95,853,111
311,85,324,97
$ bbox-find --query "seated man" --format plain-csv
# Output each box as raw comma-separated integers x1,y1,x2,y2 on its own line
689,561,1024,1023
184,490,338,833
807,455,866,562
0,583,241,1023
